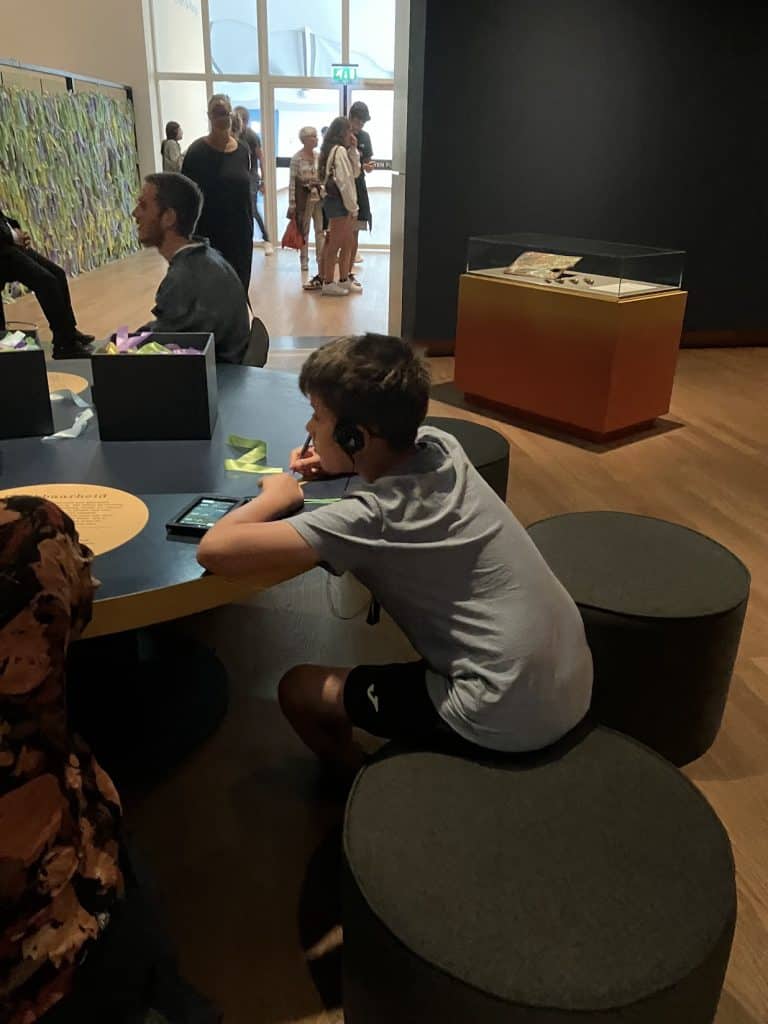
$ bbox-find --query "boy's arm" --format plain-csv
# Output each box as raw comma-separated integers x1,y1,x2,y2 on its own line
197,474,319,577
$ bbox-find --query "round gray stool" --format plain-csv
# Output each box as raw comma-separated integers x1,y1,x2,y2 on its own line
425,415,509,500
343,728,736,1023
527,512,750,765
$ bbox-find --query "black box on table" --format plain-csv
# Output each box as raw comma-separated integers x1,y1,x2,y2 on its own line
0,338,54,439
91,333,218,441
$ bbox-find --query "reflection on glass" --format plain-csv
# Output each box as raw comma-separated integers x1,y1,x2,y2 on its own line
267,0,342,76
350,0,395,78
209,0,259,74
151,0,206,73
158,80,210,150
274,88,340,226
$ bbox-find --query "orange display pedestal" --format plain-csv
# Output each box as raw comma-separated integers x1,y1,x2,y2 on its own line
454,274,688,440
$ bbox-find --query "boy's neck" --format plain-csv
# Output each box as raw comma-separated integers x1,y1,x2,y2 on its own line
358,442,418,483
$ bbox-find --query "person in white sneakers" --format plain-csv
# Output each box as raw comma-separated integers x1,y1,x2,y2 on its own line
318,118,361,297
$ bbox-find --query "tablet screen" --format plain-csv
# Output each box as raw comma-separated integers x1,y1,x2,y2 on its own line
177,497,239,529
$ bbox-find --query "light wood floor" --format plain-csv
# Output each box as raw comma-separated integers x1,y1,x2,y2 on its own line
7,253,768,1023
5,245,390,344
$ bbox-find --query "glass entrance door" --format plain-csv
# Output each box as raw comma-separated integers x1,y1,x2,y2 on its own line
272,87,342,230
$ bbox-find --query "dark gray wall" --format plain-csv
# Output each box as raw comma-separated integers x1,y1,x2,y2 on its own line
402,1,768,345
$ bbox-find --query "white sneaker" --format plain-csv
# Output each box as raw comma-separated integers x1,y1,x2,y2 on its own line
353,254,364,264
345,276,363,293
321,282,348,297
263,242,274,255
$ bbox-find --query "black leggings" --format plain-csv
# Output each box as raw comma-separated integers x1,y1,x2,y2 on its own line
0,246,76,335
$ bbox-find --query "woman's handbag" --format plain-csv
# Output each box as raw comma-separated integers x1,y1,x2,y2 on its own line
281,216,305,251
324,146,342,198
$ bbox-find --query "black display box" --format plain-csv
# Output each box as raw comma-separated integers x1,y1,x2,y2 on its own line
91,333,218,441
0,335,54,439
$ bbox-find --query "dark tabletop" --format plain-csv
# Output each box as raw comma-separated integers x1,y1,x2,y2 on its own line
0,361,344,632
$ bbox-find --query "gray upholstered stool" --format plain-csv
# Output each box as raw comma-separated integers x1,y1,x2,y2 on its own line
343,728,736,1023
527,512,750,765
425,415,509,500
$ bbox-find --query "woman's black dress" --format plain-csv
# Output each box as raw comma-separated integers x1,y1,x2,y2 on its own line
182,138,253,295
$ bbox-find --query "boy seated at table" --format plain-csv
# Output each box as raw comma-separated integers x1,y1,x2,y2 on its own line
197,334,593,770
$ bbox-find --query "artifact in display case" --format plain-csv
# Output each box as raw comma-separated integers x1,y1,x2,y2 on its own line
466,233,685,299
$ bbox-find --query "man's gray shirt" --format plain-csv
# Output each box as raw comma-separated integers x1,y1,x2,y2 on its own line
144,239,250,364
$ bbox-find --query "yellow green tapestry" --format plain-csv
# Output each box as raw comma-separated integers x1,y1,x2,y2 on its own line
0,87,140,302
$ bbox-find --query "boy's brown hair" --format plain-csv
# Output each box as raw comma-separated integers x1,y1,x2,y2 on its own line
299,334,431,451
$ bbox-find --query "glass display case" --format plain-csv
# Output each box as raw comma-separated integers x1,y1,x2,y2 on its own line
466,233,685,299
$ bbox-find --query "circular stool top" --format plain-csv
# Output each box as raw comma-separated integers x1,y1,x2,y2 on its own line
424,416,509,468
528,512,749,619
344,729,735,1013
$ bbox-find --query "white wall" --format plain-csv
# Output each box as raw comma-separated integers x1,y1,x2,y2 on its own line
0,0,159,180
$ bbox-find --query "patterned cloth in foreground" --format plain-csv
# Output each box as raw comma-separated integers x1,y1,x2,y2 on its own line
0,497,122,1024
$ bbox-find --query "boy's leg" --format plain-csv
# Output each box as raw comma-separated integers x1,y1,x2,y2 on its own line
278,664,363,772
279,660,439,769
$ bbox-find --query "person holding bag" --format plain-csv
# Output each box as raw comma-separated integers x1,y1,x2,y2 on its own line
317,117,359,297
286,126,325,290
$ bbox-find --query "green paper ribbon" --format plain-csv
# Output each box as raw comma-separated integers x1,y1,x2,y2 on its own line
224,460,283,474
225,434,280,474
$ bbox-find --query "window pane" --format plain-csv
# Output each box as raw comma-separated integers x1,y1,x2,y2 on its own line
274,88,340,225
267,0,341,76
158,80,209,150
209,0,259,74
350,0,395,79
151,0,206,73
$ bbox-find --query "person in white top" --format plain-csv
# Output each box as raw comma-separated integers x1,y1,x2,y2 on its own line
160,121,183,172
317,117,360,297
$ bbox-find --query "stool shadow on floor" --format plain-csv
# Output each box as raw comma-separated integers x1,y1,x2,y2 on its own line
298,824,344,1012
430,381,685,452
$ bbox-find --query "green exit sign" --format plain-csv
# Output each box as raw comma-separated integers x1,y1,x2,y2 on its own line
332,64,358,83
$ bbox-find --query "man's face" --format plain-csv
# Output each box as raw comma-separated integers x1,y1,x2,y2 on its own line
132,182,165,248
306,395,356,475
349,117,364,133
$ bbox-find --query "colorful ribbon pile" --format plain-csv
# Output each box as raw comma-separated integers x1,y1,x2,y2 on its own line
0,331,39,351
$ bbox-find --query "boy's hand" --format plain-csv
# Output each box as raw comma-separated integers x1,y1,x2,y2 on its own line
259,473,305,514
289,444,326,479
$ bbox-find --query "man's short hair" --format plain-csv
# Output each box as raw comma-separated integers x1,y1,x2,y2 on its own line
348,101,370,123
145,172,203,238
299,334,430,451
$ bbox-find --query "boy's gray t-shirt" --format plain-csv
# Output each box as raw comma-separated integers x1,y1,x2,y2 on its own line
290,427,593,751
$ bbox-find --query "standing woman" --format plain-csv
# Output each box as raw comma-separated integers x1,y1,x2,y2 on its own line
160,121,183,172
287,126,324,289
318,117,359,297
182,94,253,296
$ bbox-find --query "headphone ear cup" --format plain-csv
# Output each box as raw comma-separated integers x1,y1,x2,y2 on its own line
334,422,365,455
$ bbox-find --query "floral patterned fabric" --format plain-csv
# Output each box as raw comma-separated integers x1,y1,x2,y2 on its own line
0,497,122,1024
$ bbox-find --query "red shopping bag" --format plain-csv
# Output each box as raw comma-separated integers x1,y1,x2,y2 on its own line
281,217,305,251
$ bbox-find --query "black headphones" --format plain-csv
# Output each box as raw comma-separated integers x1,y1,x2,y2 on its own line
333,420,366,456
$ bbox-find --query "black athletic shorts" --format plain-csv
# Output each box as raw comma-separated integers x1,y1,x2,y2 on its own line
343,659,448,741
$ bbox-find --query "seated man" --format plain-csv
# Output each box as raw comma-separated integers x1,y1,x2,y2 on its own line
197,334,594,771
133,172,250,364
0,207,94,359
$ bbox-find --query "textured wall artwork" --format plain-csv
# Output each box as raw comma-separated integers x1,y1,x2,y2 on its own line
0,86,140,304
